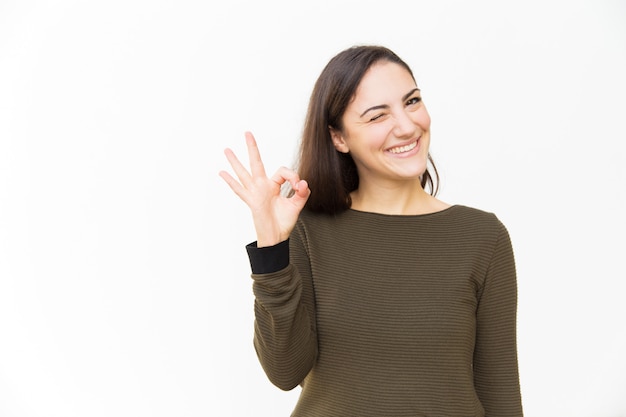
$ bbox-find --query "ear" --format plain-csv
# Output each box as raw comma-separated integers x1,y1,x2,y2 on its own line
329,126,349,153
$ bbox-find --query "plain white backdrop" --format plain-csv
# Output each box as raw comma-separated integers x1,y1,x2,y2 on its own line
1,0,625,416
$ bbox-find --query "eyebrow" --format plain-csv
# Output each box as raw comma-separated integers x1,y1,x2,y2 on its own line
359,88,421,118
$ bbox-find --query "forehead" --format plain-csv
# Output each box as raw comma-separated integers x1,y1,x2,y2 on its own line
353,61,417,104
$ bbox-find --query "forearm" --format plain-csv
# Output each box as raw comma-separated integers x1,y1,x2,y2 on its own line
474,223,523,416
252,266,317,390
247,240,317,391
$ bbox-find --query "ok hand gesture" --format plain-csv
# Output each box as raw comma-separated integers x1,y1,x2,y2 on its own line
219,132,311,247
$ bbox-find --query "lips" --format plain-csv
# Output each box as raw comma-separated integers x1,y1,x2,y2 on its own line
387,139,419,154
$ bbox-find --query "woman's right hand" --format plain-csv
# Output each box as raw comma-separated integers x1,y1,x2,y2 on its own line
219,132,311,247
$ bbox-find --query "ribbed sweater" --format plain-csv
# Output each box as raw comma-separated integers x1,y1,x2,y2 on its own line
246,205,523,416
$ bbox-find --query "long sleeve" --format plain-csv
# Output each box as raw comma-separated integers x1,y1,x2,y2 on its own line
243,206,524,416
248,226,318,391
473,221,524,416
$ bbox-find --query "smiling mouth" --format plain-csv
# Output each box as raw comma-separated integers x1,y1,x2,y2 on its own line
388,139,418,154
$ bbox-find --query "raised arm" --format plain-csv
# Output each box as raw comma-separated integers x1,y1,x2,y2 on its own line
219,131,310,247
220,132,317,389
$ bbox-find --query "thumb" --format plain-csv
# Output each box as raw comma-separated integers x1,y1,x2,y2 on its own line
291,180,311,205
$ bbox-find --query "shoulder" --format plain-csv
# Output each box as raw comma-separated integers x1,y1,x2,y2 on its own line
293,208,340,239
444,205,512,248
449,205,505,227
296,208,337,226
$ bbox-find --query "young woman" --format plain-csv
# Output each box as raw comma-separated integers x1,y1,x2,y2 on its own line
220,45,523,417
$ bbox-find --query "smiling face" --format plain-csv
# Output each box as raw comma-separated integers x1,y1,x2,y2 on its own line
330,61,431,187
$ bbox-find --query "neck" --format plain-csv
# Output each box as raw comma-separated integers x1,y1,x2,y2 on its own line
350,180,449,215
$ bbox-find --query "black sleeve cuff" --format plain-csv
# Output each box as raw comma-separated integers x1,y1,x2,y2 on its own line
245,239,290,274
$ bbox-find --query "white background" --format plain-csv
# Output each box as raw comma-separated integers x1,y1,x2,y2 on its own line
1,0,625,416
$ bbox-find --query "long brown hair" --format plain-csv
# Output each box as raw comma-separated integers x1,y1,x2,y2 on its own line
296,45,439,214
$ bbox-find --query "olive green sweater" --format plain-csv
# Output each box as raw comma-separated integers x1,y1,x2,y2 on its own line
246,205,523,416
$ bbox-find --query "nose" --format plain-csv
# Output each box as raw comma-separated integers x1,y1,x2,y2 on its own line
392,109,416,138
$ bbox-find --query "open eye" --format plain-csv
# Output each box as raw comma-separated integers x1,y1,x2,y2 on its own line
406,96,422,106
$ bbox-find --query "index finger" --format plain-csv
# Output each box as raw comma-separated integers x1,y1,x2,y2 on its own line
245,131,267,178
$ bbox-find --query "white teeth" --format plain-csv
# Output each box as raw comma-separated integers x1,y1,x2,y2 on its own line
388,141,417,154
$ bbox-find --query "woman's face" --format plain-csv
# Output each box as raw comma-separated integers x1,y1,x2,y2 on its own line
331,61,431,185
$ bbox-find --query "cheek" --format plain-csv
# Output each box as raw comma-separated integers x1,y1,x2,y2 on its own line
370,123,394,140
421,134,431,155
413,107,431,129
419,109,430,129
349,125,390,150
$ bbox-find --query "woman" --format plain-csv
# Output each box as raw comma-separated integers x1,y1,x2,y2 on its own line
219,45,523,416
